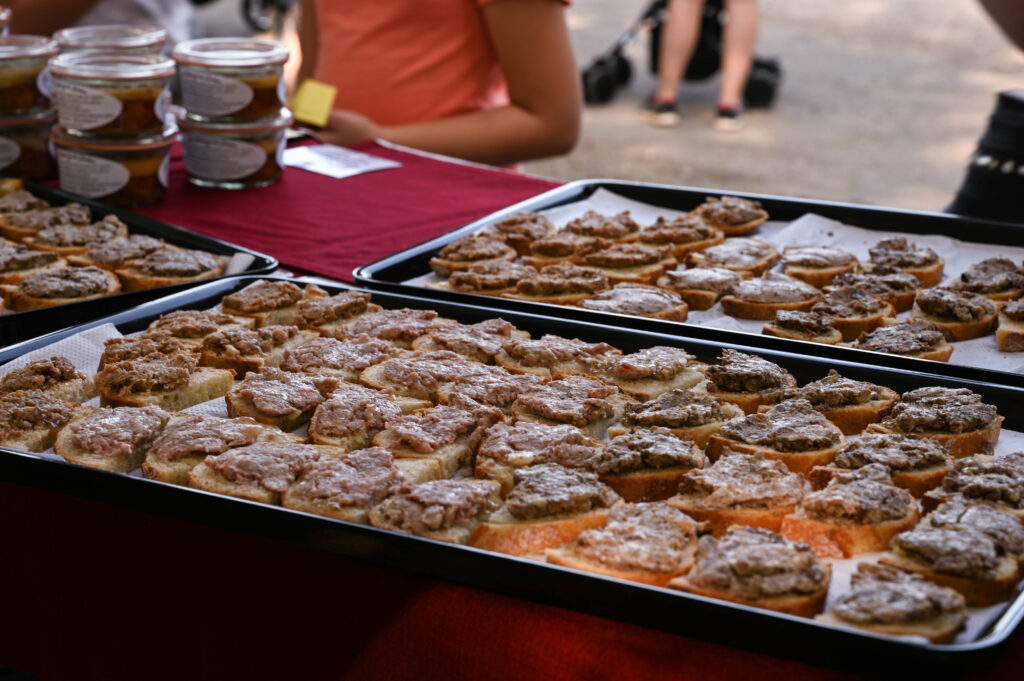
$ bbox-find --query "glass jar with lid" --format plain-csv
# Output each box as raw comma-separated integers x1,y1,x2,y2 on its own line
0,8,10,38
0,108,56,179
53,24,168,55
179,107,292,189
173,37,288,121
52,124,175,206
0,35,58,114
49,51,174,137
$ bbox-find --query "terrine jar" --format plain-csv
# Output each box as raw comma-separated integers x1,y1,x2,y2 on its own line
173,38,288,121
0,107,56,178
54,24,169,55
49,52,174,137
52,124,175,206
179,108,291,189
0,35,58,114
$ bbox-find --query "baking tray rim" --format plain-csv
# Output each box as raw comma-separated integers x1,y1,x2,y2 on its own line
2,273,1023,671
352,177,1024,389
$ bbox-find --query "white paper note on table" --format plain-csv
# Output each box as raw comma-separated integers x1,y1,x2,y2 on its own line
283,144,402,179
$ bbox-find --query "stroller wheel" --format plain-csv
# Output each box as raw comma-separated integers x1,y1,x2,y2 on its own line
611,50,632,86
582,58,617,104
744,57,782,109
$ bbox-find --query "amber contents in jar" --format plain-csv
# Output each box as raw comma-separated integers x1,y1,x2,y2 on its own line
0,109,57,179
49,52,174,137
179,108,291,190
0,36,57,114
173,38,288,122
52,125,173,207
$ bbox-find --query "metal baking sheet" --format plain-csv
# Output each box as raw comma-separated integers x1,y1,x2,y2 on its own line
353,179,1024,390
0,181,278,346
1,274,1023,677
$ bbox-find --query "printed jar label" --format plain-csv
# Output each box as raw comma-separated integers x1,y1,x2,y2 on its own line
36,67,53,98
56,149,130,198
183,133,265,181
158,153,170,187
180,70,253,117
155,85,172,125
54,83,122,130
0,136,21,170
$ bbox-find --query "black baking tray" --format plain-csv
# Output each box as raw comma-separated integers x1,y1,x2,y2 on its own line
353,179,1024,390
2,274,1023,678
0,180,278,346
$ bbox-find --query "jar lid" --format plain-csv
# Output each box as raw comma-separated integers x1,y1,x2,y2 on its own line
49,51,175,80
0,35,59,60
0,107,57,126
51,123,177,151
173,37,289,67
54,24,168,51
179,107,293,134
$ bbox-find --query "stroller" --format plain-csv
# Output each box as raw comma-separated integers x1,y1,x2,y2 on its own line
581,0,782,109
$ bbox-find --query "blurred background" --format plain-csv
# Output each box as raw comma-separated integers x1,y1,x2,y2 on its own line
203,0,1023,213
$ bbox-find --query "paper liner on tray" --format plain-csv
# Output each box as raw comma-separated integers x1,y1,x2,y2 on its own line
4,293,1024,646
407,188,1024,375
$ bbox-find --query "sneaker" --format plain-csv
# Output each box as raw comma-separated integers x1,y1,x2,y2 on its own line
646,97,680,127
714,105,745,132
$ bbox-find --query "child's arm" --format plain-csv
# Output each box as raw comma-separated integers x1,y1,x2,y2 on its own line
317,0,581,166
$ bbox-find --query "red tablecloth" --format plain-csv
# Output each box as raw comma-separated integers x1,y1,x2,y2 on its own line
7,144,1024,680
133,140,560,282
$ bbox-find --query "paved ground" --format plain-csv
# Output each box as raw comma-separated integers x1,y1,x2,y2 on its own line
525,0,1024,213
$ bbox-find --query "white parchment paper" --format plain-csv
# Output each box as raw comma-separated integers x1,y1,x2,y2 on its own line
406,188,1024,375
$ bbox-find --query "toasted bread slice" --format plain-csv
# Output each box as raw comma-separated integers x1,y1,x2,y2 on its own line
486,211,556,255
762,310,843,345
188,441,334,505
815,563,966,644
0,202,91,241
368,479,503,543
719,272,821,321
429,260,539,298
850,319,954,362
784,371,899,435
22,214,129,256
0,390,91,453
667,528,830,617
511,375,634,439
1,266,120,311
546,502,700,586
657,266,744,311
469,505,613,556
292,290,382,337
575,283,689,322
54,405,171,473
142,414,300,485
469,463,620,555
706,400,847,475
115,248,225,292
96,353,234,411
996,305,1024,351
912,305,997,342
410,318,530,364
198,325,319,377
783,260,858,289
593,346,705,402
596,428,706,502
494,334,620,379
221,280,329,328
65,234,171,271
0,244,66,284
428,234,518,278
692,197,769,237
225,368,340,431
0,355,96,404
686,239,780,277
146,309,257,346
282,446,420,523
372,404,481,478
308,385,405,450
874,415,1002,460
720,295,819,320
578,247,677,286
780,466,920,558
878,548,1019,608
607,394,744,449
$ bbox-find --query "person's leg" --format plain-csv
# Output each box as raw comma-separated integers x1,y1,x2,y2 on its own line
716,0,758,129
650,0,706,123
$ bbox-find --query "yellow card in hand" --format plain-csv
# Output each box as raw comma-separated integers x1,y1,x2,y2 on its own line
292,79,337,128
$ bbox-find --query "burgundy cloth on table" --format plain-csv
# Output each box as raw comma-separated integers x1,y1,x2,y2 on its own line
133,140,560,282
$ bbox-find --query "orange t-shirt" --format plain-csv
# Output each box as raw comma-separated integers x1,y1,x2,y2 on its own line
312,0,512,126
